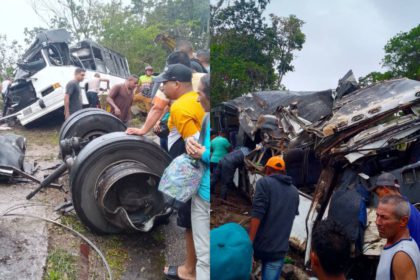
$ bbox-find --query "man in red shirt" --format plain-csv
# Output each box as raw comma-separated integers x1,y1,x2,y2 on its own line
107,75,138,125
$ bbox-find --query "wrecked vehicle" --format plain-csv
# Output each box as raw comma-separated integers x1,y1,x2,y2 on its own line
213,72,420,278
0,134,29,181
3,29,130,126
0,133,62,191
27,108,171,234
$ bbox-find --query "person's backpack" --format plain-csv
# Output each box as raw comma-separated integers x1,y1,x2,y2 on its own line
158,114,209,209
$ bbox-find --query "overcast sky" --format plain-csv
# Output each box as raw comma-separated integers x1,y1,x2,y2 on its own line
0,0,130,45
2,0,419,91
0,0,45,44
265,0,420,90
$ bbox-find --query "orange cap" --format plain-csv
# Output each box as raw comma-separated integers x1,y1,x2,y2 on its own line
265,156,286,171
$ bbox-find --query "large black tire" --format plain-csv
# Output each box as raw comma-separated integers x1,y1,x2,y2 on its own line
59,108,126,141
70,132,171,234
59,108,126,158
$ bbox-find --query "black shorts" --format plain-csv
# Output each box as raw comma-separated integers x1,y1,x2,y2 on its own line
169,137,186,159
176,199,192,229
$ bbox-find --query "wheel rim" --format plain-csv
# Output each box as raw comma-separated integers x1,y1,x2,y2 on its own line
96,161,164,231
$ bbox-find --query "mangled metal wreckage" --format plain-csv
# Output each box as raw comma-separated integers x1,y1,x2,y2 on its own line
3,29,129,125
214,74,420,274
25,108,172,234
1,109,171,234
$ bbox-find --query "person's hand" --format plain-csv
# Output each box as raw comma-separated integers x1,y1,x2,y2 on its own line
114,108,121,117
153,122,161,134
186,137,205,159
64,111,70,120
126,127,146,136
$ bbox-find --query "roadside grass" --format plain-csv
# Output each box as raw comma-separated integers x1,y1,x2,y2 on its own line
57,215,130,279
44,248,77,280
60,214,88,234
14,126,60,147
102,236,130,280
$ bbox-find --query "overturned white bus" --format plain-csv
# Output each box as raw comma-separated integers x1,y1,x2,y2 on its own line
4,29,130,126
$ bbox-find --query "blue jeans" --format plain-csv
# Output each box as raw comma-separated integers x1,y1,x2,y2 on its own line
160,136,168,152
261,258,284,280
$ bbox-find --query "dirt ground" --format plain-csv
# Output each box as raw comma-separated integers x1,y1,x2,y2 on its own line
0,116,185,280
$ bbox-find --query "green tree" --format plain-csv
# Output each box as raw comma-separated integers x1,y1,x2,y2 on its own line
29,0,105,41
382,24,420,80
131,0,210,48
358,71,394,88
359,24,420,86
268,14,305,86
98,1,168,74
0,35,23,79
211,0,305,105
28,0,209,75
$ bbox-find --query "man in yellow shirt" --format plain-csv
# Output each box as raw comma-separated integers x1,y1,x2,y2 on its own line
154,63,204,280
154,63,204,157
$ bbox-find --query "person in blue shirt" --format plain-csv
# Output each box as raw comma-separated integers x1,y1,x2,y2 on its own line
183,73,210,280
370,172,420,249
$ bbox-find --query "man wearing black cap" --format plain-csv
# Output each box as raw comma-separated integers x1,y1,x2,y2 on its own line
152,63,204,280
370,172,420,248
153,63,205,158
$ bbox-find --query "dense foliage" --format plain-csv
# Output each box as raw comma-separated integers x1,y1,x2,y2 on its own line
1,0,209,80
359,24,420,87
211,0,305,105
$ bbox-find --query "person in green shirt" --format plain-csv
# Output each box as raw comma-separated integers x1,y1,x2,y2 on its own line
210,131,231,172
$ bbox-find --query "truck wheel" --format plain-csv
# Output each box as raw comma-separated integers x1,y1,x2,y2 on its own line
59,108,126,158
70,132,171,234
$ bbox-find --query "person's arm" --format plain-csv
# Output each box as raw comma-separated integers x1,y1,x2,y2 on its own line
249,217,261,243
126,104,165,135
64,82,73,119
186,137,206,159
392,251,417,280
249,180,268,242
64,93,70,120
106,86,121,116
